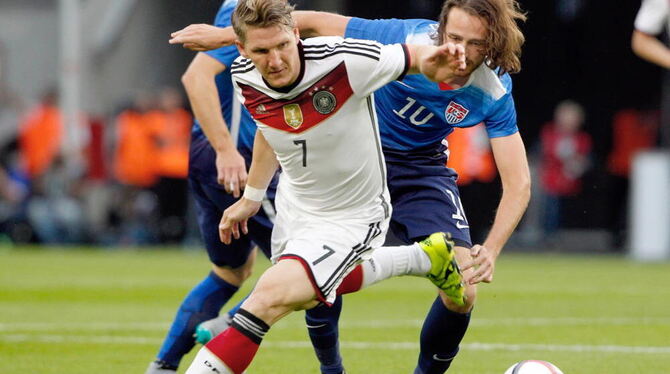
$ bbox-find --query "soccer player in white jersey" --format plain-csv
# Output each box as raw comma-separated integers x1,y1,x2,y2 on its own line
632,0,670,69
183,0,472,373
171,1,530,373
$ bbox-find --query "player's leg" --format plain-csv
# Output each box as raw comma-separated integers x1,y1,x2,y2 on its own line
185,259,320,374
384,157,474,373
304,296,344,374
415,244,476,374
146,180,257,373
193,199,276,344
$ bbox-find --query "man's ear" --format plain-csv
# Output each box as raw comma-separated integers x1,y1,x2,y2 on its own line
235,40,248,58
293,27,300,41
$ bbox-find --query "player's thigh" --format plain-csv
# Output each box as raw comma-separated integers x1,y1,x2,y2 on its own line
272,210,386,306
190,179,254,268
388,170,472,247
243,259,318,325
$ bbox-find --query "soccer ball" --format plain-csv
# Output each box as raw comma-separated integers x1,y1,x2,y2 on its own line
504,360,564,374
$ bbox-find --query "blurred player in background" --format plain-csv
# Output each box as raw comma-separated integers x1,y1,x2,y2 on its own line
171,0,530,373
183,0,471,372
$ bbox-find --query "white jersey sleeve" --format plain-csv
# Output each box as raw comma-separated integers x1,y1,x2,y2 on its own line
635,0,670,36
339,38,410,98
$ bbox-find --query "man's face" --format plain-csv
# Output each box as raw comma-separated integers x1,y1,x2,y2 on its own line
442,7,489,76
237,25,301,88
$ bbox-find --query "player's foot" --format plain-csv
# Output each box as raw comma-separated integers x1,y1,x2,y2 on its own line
194,313,232,345
145,360,177,373
419,232,465,306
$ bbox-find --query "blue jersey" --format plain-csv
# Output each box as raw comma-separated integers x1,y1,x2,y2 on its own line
191,0,256,153
345,17,519,152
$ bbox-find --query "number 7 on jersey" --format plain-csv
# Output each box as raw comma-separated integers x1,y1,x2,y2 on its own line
293,139,307,167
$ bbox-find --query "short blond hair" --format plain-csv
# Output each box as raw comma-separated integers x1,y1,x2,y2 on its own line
232,0,296,43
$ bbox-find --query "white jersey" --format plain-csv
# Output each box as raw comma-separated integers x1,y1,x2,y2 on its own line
231,36,410,222
635,0,670,37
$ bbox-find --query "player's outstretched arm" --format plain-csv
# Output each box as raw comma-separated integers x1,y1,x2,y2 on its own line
461,133,530,285
170,23,235,51
182,53,247,197
406,43,467,82
170,11,350,51
293,11,350,38
631,30,670,69
219,130,279,244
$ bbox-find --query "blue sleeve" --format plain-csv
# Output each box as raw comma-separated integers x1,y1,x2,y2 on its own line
204,1,240,68
484,92,519,138
345,17,409,44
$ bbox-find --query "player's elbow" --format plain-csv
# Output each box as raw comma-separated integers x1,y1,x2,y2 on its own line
631,30,643,56
181,68,198,90
518,172,531,206
506,170,531,207
631,30,651,58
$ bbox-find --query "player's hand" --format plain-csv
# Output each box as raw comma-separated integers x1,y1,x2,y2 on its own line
420,42,466,82
216,148,248,198
460,244,496,285
218,198,262,244
169,24,236,51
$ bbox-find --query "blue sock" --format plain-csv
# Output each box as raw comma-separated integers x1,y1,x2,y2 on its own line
414,296,471,374
305,296,344,374
157,271,239,368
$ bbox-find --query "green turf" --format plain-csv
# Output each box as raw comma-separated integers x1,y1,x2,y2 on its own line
1,246,669,373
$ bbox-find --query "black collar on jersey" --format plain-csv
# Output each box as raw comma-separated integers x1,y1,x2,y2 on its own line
263,41,306,94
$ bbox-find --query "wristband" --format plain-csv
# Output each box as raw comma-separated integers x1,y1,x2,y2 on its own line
243,185,266,202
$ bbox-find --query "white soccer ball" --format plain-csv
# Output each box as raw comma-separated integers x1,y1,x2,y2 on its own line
504,360,564,374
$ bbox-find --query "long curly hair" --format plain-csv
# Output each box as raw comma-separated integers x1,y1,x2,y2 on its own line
436,0,526,75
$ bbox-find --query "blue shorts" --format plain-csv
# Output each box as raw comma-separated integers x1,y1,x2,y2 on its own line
384,147,472,248
189,132,276,267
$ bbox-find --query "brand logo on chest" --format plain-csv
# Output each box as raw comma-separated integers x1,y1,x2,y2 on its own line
445,101,469,124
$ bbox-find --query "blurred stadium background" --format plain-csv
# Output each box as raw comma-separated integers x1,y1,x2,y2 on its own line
1,1,669,373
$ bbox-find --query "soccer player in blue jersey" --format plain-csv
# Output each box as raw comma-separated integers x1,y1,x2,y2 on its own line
296,3,531,372
146,1,342,372
170,0,530,373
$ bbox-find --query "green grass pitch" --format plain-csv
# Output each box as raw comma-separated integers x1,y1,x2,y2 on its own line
1,246,669,373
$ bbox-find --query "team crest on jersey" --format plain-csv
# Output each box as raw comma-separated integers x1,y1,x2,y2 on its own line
444,101,469,124
312,89,337,114
283,104,303,128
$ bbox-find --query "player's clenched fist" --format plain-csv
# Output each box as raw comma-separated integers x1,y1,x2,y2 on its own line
218,198,261,244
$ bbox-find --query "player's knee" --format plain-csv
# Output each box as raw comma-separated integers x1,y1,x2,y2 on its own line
441,283,476,313
212,264,253,286
243,283,294,322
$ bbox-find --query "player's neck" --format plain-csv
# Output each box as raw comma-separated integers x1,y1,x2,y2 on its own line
441,76,469,89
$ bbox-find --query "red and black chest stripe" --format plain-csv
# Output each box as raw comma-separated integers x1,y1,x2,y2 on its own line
238,62,354,133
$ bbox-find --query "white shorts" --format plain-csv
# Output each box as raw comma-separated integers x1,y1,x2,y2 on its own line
271,194,389,305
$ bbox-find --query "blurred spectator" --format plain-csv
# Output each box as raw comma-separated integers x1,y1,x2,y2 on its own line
446,124,498,243
447,124,497,186
148,87,192,244
113,92,160,188
18,89,63,179
26,155,87,244
110,93,161,245
539,100,592,240
606,108,659,249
